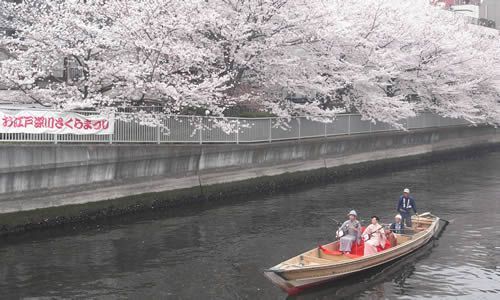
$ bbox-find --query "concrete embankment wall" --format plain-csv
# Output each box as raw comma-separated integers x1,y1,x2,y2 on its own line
0,126,498,231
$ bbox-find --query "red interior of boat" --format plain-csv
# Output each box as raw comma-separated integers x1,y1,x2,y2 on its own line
320,226,392,258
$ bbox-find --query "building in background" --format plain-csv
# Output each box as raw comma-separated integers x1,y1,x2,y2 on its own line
431,0,497,28
480,0,500,29
451,3,480,18
431,1,481,8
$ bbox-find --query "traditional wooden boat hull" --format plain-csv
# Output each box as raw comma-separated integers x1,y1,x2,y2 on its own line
264,213,441,295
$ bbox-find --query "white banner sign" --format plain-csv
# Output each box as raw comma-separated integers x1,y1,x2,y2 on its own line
0,110,114,135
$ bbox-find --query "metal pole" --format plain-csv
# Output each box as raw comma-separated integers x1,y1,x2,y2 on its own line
347,115,351,135
324,122,327,138
157,125,161,144
298,118,301,140
199,117,203,145
269,118,272,143
54,134,58,144
109,134,113,144
236,120,239,144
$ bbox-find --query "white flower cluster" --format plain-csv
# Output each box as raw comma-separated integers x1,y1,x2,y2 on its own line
0,0,498,133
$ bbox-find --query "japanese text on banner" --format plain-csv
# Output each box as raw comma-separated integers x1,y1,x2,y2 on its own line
0,110,114,135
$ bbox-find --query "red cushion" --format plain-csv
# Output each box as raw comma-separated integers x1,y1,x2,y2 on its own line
376,238,393,252
318,245,343,256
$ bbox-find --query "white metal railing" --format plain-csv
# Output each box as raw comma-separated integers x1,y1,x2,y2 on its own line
0,108,469,144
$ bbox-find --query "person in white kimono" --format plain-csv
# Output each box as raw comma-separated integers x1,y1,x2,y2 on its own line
338,210,361,254
363,216,387,256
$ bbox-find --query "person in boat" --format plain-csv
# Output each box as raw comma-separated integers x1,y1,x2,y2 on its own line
390,214,405,234
397,188,417,228
363,216,387,256
338,210,361,254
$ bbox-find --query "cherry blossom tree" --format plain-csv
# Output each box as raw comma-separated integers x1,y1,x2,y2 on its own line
311,0,500,125
0,0,498,130
0,0,232,122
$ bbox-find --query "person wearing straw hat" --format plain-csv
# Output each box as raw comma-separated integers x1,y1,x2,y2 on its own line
338,210,361,254
397,188,417,228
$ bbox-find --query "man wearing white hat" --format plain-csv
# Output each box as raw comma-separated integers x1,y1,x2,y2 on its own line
390,214,404,234
397,188,417,228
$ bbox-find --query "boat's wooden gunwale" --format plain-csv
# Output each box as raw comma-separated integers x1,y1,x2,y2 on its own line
289,229,433,281
272,216,439,275
264,213,441,295
285,235,434,286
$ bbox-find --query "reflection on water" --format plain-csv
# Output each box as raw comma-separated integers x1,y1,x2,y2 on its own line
0,151,499,299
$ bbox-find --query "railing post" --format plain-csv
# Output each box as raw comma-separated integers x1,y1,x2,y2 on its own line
157,125,161,144
236,119,239,144
54,133,58,144
109,134,113,144
324,121,327,138
268,118,272,143
347,115,351,135
199,118,203,145
298,118,301,140
369,121,372,133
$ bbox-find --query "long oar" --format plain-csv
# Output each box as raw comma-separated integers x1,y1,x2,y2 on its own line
330,217,342,226
417,212,453,224
439,217,452,224
331,217,369,225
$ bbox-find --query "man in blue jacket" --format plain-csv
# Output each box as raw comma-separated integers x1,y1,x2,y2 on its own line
397,188,417,227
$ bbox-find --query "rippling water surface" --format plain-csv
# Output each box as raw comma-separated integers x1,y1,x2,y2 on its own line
0,152,499,299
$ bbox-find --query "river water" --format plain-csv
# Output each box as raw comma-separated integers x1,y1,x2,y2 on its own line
0,151,499,299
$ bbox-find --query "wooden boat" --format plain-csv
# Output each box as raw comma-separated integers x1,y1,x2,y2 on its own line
264,212,441,295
